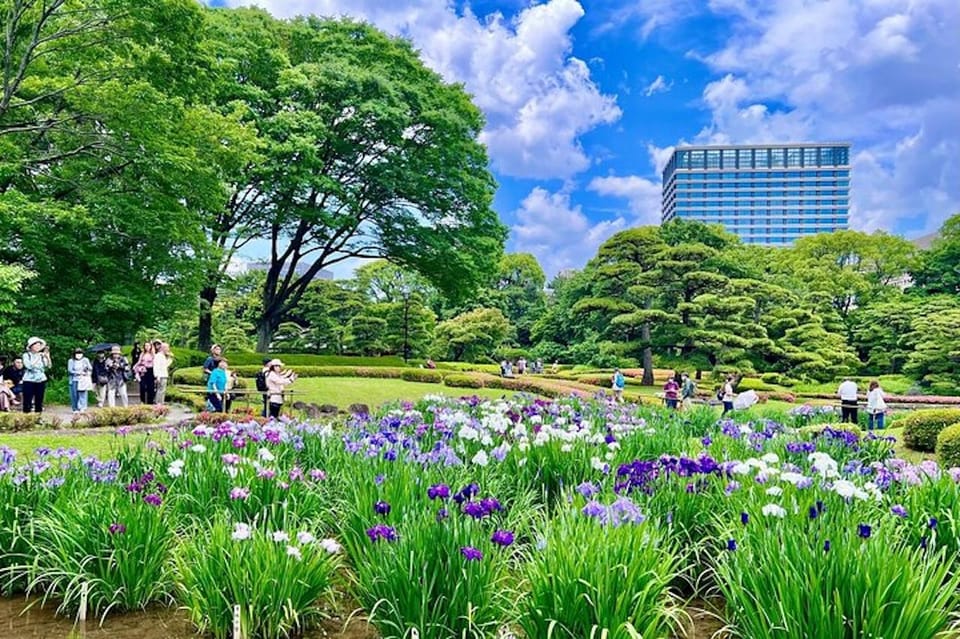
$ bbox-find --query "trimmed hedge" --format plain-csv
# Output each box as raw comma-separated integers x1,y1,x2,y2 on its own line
936,423,960,469
736,377,776,392
172,366,409,385
400,369,444,384
443,374,486,389
0,406,166,432
901,409,960,452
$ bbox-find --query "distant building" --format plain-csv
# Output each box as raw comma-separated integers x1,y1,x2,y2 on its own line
230,258,334,281
661,143,851,245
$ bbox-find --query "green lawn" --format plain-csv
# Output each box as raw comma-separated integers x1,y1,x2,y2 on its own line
0,432,155,458
290,377,533,407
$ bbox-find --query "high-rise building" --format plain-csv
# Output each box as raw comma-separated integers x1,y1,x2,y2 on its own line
661,143,850,245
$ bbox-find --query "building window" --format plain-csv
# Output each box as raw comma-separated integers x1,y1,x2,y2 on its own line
706,150,721,168
691,150,705,168
786,148,802,167
771,148,785,167
803,148,818,166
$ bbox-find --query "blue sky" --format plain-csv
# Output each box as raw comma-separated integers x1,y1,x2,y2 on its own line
206,0,960,277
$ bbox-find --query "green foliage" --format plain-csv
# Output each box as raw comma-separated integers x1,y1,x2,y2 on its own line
901,409,960,453
400,369,444,384
345,315,388,356
431,307,511,363
443,373,486,389
936,424,960,469
736,378,776,392
911,214,960,295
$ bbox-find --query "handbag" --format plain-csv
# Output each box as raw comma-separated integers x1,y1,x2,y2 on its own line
77,375,94,392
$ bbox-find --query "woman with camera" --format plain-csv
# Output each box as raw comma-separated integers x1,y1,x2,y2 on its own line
265,359,297,419
22,337,52,413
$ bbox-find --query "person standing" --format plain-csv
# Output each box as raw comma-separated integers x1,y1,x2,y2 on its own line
3,357,24,405
680,372,697,411
153,341,173,406
67,348,93,413
203,344,222,381
838,377,859,424
266,359,296,419
206,358,228,413
92,351,110,408
866,380,887,430
130,341,142,366
611,368,626,403
134,341,156,405
255,358,271,417
721,375,735,417
22,337,51,414
105,345,130,407
663,375,680,409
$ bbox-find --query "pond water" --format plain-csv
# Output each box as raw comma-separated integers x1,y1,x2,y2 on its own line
0,597,376,639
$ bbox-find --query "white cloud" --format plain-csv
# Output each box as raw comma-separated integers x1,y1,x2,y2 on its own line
643,75,672,97
511,187,625,276
587,175,662,225
691,0,960,232
221,0,620,180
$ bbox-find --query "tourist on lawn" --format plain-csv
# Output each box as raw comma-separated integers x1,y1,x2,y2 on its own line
105,345,130,408
612,368,626,403
92,351,110,408
838,377,859,424
721,375,736,417
866,380,887,430
663,375,680,409
206,358,229,413
153,341,173,406
2,357,24,405
266,359,297,419
255,358,271,417
681,372,697,411
22,337,52,414
67,347,93,414
518,358,527,375
203,344,222,381
134,340,156,405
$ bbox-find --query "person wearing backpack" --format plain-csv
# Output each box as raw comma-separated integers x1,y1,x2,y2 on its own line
611,368,626,403
720,375,735,417
255,358,271,417
681,372,697,411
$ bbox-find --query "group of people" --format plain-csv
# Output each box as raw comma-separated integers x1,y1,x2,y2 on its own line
499,358,555,377
610,369,700,410
838,378,887,429
0,337,176,414
201,344,297,418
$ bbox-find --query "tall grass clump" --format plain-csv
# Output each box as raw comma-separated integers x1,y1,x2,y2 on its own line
715,500,960,639
514,492,682,639
174,516,342,639
22,484,174,617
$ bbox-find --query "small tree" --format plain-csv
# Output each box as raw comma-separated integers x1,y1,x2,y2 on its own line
431,308,510,363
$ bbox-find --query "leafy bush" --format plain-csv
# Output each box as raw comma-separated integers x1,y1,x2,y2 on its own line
760,372,783,385
172,365,408,385
0,413,42,432
443,374,486,389
936,423,960,469
737,377,776,392
400,369,444,384
901,409,960,452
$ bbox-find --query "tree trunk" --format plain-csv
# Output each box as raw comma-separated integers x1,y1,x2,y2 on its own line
256,316,277,353
641,322,654,386
197,285,217,350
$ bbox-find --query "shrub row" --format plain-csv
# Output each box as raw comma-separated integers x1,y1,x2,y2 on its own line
901,409,960,452
0,406,167,432
172,366,413,386
794,392,960,405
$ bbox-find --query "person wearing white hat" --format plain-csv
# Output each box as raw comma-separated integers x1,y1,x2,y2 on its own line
21,337,51,413
265,359,296,419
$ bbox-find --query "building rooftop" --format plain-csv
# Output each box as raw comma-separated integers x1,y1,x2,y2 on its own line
671,142,852,151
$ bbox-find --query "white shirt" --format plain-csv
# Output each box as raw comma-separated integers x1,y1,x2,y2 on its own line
866,388,886,413
153,352,170,379
838,380,859,401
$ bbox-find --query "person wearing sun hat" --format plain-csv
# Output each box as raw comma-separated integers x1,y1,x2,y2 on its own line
265,358,297,419
104,344,130,407
21,337,52,413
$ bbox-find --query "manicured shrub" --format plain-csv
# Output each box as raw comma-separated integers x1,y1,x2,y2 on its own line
901,409,960,452
0,413,42,432
172,365,408,385
760,372,783,385
936,423,960,469
444,374,486,389
400,368,444,384
736,377,776,392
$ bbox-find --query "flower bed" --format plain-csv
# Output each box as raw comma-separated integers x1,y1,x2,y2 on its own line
2,398,959,638
0,406,167,432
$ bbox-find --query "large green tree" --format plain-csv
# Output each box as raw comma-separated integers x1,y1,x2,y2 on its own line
912,214,960,295
199,12,505,350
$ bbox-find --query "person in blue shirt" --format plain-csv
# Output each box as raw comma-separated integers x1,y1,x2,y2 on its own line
611,368,626,403
206,358,229,413
202,344,222,381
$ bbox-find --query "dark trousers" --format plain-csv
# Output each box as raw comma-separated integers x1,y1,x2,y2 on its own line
269,402,282,419
722,401,734,416
207,393,223,413
841,401,858,424
22,381,46,413
262,395,268,418
139,369,156,404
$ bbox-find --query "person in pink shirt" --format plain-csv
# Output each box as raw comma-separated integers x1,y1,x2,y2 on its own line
663,375,680,409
